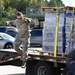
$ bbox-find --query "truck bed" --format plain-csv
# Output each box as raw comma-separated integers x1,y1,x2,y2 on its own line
0,49,21,64
0,48,68,64
27,47,68,63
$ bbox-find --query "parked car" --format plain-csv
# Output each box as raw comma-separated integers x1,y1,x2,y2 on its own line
0,32,15,49
0,26,18,37
30,29,42,47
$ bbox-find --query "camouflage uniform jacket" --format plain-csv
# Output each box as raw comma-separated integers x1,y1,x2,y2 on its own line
12,18,30,39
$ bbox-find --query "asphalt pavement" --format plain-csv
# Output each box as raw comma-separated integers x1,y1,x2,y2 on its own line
0,65,25,75
0,59,26,75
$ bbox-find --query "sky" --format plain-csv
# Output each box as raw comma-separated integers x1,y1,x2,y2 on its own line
47,0,75,7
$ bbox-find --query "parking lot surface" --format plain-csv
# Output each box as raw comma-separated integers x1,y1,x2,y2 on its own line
0,65,25,75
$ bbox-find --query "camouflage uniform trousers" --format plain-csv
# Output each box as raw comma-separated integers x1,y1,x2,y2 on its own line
14,37,29,61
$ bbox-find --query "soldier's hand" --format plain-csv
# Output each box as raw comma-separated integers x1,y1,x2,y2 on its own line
25,19,30,23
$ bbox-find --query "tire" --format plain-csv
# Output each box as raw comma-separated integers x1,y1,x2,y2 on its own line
4,43,13,49
62,67,71,75
34,62,55,75
26,61,34,75
54,67,61,75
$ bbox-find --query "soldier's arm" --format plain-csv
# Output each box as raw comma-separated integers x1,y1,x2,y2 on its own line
5,20,16,27
25,17,32,25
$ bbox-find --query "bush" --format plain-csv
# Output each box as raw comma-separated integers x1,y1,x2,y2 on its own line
7,13,16,20
0,18,10,25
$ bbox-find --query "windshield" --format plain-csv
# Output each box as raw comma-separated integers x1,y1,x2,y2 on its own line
30,30,42,36
0,33,14,40
7,27,18,32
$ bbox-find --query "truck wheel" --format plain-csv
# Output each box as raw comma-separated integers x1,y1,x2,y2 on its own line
26,61,34,75
62,67,71,75
34,62,55,75
54,67,61,75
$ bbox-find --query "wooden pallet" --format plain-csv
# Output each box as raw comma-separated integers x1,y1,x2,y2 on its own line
33,50,68,58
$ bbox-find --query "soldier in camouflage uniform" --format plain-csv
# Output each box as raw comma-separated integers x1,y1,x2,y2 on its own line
8,12,30,64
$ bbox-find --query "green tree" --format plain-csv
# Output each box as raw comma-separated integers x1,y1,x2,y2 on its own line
2,0,11,11
2,0,29,13
48,0,65,7
1,0,52,13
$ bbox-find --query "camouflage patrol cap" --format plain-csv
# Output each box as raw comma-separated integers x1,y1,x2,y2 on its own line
16,12,23,16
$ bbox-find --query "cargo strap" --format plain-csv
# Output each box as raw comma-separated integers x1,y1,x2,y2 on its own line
53,0,60,67
53,8,59,67
68,7,75,54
